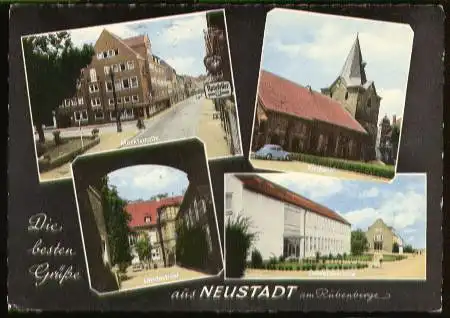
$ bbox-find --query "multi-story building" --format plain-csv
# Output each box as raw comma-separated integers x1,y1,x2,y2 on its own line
225,174,352,261
125,196,183,267
156,201,181,266
56,29,188,128
203,10,241,155
176,183,222,274
366,218,404,254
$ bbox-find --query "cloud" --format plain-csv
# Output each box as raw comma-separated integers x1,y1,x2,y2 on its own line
164,56,198,76
359,187,380,198
67,23,139,48
108,165,188,200
262,8,413,121
162,15,207,46
344,190,426,231
260,172,344,200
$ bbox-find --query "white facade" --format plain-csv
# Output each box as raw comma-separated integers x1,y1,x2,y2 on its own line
225,174,351,261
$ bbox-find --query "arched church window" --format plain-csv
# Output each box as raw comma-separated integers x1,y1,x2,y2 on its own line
345,92,349,100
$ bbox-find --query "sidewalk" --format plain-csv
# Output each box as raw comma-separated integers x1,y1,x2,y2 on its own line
197,99,231,158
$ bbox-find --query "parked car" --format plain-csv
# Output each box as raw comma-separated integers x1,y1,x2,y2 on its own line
255,144,291,161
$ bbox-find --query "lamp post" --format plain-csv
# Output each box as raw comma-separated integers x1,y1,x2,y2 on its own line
109,66,122,132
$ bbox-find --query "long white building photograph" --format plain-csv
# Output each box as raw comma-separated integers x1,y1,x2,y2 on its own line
224,173,426,280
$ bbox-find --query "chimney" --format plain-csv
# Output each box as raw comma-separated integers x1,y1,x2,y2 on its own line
362,61,367,69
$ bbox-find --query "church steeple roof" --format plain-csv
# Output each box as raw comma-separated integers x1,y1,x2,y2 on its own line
339,34,367,87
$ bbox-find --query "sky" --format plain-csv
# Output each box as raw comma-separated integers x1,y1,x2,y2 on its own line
44,11,211,77
107,164,189,201
261,8,414,123
261,173,427,249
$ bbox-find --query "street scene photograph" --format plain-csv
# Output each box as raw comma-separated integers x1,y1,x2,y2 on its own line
250,8,413,181
22,9,242,183
71,139,223,294
224,172,426,280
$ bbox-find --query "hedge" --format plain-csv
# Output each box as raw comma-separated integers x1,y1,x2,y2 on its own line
290,152,395,179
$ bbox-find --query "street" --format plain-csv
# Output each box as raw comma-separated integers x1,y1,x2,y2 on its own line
250,159,389,182
38,95,231,181
129,95,231,158
243,253,426,280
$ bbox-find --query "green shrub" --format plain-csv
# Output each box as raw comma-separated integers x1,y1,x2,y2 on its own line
225,215,256,278
176,222,209,271
251,249,264,269
290,152,395,178
52,130,62,145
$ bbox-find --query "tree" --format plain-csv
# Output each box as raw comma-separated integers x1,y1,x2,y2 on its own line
135,238,152,264
403,244,414,253
392,242,399,253
22,32,94,142
100,176,132,267
149,193,169,201
351,229,369,256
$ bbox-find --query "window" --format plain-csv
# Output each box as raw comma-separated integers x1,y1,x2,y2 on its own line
114,49,119,56
71,99,77,106
122,78,130,89
345,91,349,100
130,76,138,88
123,96,131,104
144,216,152,224
108,98,115,106
119,63,126,72
112,64,119,73
104,66,111,75
74,110,88,122
225,193,232,215
89,68,97,82
94,111,104,120
97,53,103,60
103,51,108,59
108,50,114,57
114,80,122,91
122,108,134,118
132,95,139,102
117,97,123,104
64,99,71,107
89,83,99,93
91,97,101,107
127,60,135,70
105,81,113,92
151,248,160,260
78,97,84,105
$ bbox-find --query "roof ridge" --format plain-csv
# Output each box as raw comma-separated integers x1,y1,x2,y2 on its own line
236,174,351,225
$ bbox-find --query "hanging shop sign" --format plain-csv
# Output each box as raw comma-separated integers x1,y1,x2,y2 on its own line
204,81,232,99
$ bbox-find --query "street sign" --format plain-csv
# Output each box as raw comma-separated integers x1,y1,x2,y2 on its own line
204,81,232,99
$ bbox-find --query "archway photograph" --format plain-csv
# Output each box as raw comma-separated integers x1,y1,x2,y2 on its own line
224,172,426,280
249,8,413,181
71,138,223,294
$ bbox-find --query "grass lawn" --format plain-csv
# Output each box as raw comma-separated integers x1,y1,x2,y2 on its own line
40,139,85,159
291,152,395,179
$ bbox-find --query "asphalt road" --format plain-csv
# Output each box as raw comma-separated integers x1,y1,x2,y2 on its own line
133,95,203,142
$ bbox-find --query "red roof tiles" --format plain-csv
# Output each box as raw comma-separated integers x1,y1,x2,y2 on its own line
258,70,367,134
236,174,350,225
125,196,183,228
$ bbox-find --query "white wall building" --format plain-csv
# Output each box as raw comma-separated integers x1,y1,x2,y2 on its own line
225,174,352,261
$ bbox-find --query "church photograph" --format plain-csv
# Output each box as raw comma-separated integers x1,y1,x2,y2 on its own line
250,8,413,181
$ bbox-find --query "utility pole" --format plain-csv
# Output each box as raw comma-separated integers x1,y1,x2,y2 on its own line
110,67,122,133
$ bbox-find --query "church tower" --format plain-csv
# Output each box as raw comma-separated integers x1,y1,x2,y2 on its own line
321,34,382,161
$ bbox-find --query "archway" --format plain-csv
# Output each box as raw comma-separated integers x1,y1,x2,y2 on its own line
72,139,222,294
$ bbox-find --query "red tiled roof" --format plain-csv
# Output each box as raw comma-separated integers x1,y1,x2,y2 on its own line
258,70,367,134
235,174,351,225
125,196,183,228
123,35,147,48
